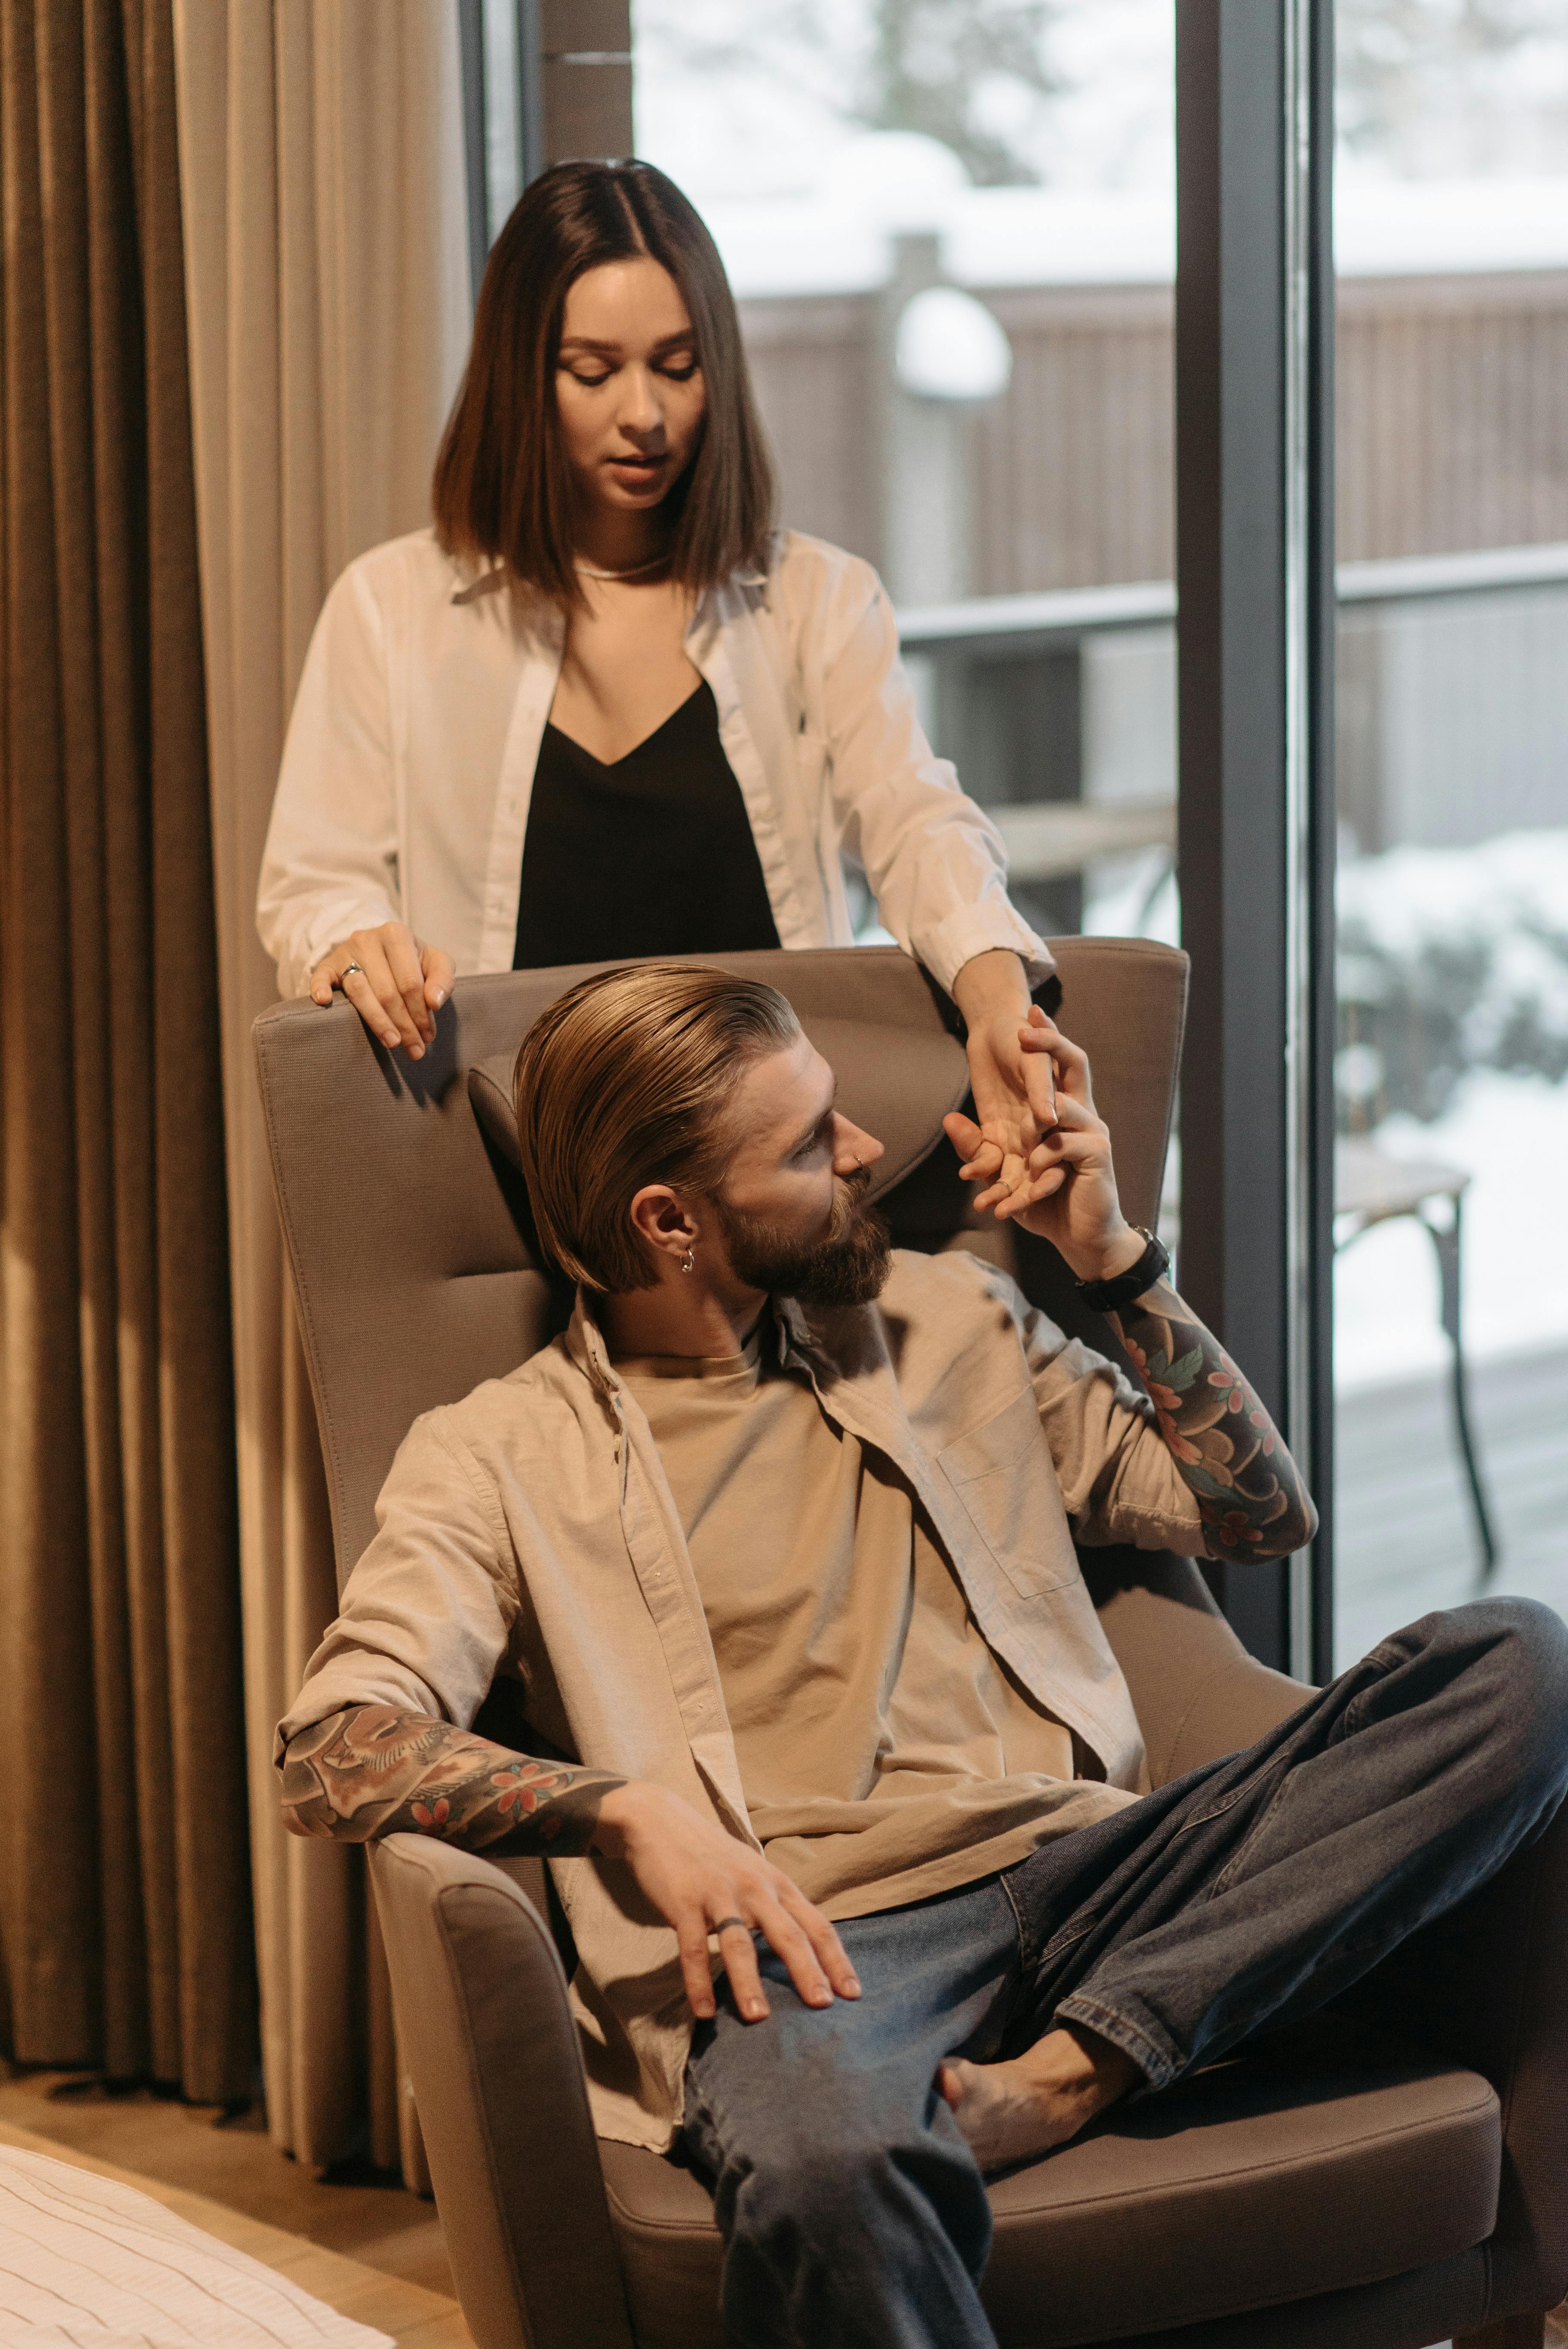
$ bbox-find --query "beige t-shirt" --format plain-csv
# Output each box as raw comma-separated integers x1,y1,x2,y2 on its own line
616,1331,1104,1921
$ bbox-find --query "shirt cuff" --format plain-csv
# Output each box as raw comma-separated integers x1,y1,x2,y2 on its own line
923,905,1057,998
273,1656,446,1768
273,898,405,999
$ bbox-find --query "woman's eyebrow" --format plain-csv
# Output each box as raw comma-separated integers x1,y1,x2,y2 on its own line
557,330,696,358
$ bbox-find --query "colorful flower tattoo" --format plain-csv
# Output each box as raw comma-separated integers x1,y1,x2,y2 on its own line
1108,1279,1318,1559
280,1705,624,1857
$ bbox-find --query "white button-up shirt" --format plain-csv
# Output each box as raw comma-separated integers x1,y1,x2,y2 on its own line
276,1250,1204,2152
256,527,1053,999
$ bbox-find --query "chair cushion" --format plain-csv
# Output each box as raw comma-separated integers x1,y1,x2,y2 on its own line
595,2014,1499,2349
469,1009,969,1208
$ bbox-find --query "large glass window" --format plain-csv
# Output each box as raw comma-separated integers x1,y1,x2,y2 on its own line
1331,0,1568,1662
633,1,1179,976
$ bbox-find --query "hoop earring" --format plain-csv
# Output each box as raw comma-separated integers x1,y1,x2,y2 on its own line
680,1247,696,1275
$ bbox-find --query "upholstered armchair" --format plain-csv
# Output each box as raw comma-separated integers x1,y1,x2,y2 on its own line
256,941,1568,2349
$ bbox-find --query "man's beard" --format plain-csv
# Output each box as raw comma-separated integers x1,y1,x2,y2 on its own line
712,1167,893,1309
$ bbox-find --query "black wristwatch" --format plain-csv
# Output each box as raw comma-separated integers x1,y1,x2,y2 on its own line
1075,1228,1170,1313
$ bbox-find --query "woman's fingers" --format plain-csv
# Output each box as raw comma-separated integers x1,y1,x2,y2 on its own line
382,927,435,1045
311,926,449,1056
421,944,455,1011
1016,1009,1058,1125
339,966,402,1051
1023,1011,1094,1108
342,960,414,1052
344,933,425,1056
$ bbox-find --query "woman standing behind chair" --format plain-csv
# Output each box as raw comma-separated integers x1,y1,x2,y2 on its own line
258,159,1057,1205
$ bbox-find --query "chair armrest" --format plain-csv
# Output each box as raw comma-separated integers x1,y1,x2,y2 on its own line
369,1834,635,2349
1336,1792,1568,2325
1084,1548,1313,1785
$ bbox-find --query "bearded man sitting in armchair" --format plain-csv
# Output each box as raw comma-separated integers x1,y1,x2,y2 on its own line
276,961,1568,2349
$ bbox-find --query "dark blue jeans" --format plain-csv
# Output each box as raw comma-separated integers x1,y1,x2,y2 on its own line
679,1600,1568,2349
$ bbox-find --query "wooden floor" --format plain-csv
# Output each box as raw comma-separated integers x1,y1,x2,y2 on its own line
1335,1340,1568,1666
0,2067,471,2347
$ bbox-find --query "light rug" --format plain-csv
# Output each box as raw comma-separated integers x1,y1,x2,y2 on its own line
0,2144,393,2348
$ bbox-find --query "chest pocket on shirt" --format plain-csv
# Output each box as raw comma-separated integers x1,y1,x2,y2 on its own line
936,1388,1075,1601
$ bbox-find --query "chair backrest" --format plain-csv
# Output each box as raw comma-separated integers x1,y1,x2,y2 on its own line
254,938,1187,1592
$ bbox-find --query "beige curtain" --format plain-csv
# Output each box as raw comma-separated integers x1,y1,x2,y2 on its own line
0,0,254,2100
171,0,470,2179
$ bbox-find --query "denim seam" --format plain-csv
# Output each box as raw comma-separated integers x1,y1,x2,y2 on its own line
1164,1773,1269,1839
1205,1760,1296,1901
1053,1992,1175,2090
1037,1912,1099,1967
1339,1642,1402,1737
999,1865,1031,1966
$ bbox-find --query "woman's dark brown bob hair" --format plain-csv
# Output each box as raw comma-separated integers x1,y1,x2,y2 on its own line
432,159,776,608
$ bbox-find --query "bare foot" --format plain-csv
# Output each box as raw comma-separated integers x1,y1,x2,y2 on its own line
939,2024,1143,2173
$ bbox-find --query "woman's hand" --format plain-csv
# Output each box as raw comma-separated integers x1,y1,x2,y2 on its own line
593,1781,861,2023
310,923,455,1060
944,1009,1145,1282
950,951,1059,1215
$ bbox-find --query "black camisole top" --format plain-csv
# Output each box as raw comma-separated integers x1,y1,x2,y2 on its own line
512,678,783,969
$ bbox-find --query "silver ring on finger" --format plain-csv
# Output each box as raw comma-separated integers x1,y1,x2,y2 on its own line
339,962,363,983
711,1916,749,1938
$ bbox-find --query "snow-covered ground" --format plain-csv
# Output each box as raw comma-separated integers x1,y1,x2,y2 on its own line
1336,829,1568,1386
1081,830,1568,1392
1335,1070,1568,1389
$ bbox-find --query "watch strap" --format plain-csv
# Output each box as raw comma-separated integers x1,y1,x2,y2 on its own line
1076,1228,1170,1313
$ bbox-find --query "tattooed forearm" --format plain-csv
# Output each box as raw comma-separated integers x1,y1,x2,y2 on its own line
1108,1277,1318,1561
280,1705,624,1858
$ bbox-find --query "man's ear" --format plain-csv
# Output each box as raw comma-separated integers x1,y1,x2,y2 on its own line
627,1182,699,1269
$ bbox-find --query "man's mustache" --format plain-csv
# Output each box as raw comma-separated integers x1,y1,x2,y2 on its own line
827,1163,874,1240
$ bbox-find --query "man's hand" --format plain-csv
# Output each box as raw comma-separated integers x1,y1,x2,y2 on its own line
946,1009,1145,1283
593,1782,861,2024
947,1013,1320,1561
310,921,455,1060
951,952,1058,1214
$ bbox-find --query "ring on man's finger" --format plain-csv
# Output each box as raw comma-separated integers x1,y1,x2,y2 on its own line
711,1916,750,1938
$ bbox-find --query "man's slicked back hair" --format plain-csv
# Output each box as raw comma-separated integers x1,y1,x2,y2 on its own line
513,963,801,1293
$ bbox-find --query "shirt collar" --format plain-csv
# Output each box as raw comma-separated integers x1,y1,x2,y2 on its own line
566,1285,813,1393
450,565,508,606
564,1288,621,1400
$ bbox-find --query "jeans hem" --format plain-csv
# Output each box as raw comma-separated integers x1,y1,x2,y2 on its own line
1053,1993,1176,2091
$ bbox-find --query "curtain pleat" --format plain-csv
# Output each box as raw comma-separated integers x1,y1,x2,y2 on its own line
171,0,469,2183
0,0,254,2102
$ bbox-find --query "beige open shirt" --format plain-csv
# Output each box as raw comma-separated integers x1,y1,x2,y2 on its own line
276,1249,1208,2151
